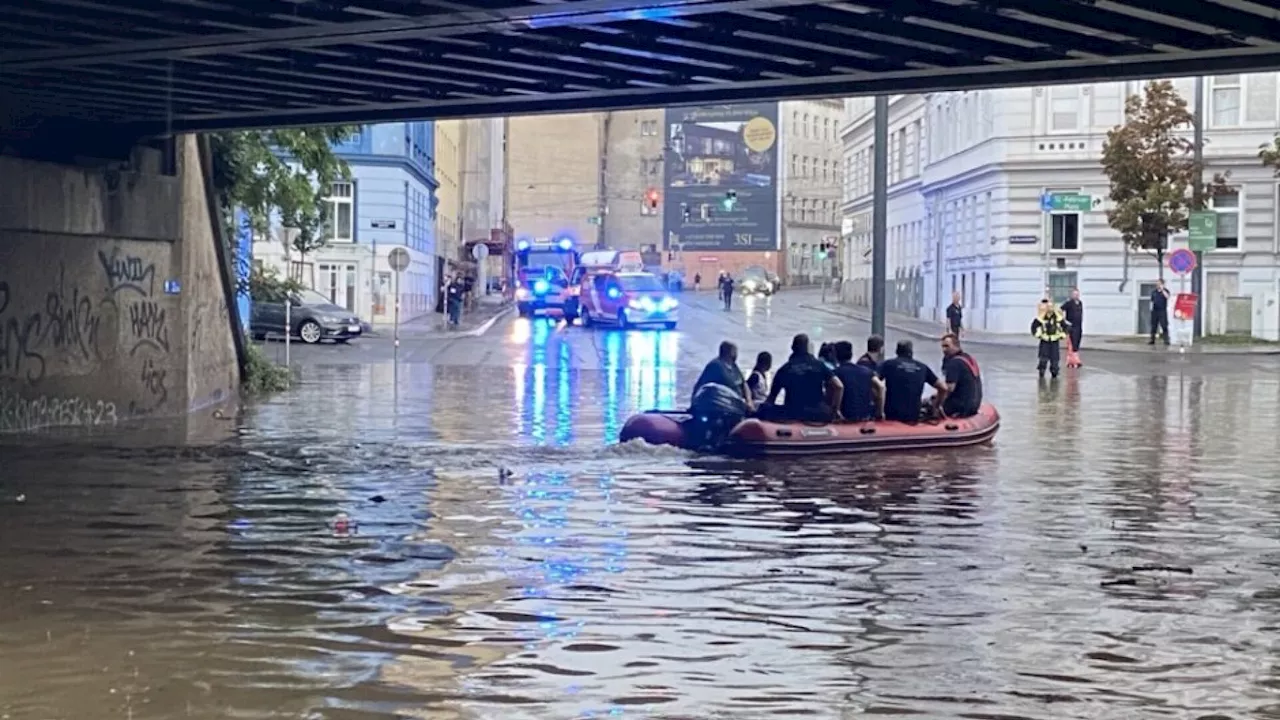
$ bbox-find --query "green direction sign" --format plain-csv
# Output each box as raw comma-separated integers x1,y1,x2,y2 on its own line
1041,193,1092,212
1188,211,1217,252
587,216,601,225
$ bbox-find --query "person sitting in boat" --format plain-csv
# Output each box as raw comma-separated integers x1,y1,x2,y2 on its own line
758,333,844,423
857,335,884,371
940,333,982,418
878,339,948,423
692,340,752,411
833,340,884,422
818,343,838,370
745,351,772,406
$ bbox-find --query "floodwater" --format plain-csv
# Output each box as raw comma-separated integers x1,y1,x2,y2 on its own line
4,329,1280,719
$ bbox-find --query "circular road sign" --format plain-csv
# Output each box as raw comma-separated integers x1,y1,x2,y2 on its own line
1167,248,1196,275
472,243,489,260
388,247,411,272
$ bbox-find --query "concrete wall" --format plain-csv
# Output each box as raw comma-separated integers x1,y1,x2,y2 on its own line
0,134,238,434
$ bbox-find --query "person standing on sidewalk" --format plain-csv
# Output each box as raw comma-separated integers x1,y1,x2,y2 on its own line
945,292,963,337
1149,280,1170,345
1061,288,1084,350
446,275,466,328
694,272,702,292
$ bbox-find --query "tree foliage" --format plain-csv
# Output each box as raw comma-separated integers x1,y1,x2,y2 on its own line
208,127,359,259
247,264,305,301
1101,80,1229,276
1258,134,1280,176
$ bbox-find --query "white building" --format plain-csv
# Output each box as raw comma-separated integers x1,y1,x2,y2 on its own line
841,75,1280,339
780,99,844,284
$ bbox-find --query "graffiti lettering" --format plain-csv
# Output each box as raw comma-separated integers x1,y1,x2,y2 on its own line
140,356,168,407
0,281,47,383
98,247,155,296
128,301,169,355
41,266,101,360
0,387,117,433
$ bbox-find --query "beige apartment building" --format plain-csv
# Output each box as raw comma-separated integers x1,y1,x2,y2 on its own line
434,120,463,263
508,103,844,282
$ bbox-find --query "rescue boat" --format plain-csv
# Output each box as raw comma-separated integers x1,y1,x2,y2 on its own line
619,403,1000,457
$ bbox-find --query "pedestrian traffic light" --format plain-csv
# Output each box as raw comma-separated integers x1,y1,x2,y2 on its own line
645,188,660,209
722,189,737,211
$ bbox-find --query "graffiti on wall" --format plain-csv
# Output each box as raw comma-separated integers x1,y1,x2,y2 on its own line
0,386,118,433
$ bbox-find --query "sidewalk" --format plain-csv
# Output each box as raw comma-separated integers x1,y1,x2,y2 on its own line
800,302,1280,355
368,297,513,338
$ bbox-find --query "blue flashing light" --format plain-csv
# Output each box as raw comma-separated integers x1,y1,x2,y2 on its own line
533,279,550,295
557,237,574,251
517,239,531,251
606,287,621,300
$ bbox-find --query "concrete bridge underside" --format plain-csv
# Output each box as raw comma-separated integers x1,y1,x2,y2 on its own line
4,0,1280,435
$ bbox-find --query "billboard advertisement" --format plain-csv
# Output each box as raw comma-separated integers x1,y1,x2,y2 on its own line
663,103,778,252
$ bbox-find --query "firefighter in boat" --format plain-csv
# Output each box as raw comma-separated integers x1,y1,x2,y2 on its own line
1030,298,1071,380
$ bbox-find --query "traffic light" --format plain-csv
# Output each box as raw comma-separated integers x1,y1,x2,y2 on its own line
817,243,828,260
680,203,690,221
722,189,737,211
645,188,660,209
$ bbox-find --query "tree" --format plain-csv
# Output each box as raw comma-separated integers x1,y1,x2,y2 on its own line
1101,80,1229,279
208,127,359,268
1257,134,1280,178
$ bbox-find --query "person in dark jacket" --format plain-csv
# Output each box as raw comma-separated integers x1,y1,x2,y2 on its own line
693,340,751,409
857,335,884,371
1149,280,1170,345
945,291,963,337
1031,299,1070,379
1060,288,1084,351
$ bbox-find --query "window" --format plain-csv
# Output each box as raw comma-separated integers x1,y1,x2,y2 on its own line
1211,191,1240,249
325,181,354,241
1211,75,1242,127
640,120,658,136
1047,272,1077,305
1246,74,1277,123
1050,214,1080,251
913,119,923,174
1048,85,1080,132
895,127,906,180
803,114,810,138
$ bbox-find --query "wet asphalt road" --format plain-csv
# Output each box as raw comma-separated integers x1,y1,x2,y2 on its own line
5,289,1280,719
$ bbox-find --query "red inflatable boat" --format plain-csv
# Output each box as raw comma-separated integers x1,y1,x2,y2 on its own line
619,403,1000,457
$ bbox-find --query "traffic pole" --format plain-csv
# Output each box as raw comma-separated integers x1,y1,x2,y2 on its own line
870,96,889,338
1191,75,1205,339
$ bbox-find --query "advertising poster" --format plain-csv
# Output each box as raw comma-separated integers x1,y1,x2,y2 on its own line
663,103,779,252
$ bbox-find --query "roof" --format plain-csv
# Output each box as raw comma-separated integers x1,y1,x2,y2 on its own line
3,0,1280,134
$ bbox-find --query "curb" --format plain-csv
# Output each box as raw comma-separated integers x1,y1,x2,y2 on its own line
366,305,514,339
798,304,1280,356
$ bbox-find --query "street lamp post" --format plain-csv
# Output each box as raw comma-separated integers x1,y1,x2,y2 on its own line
870,96,889,337
1191,75,1205,339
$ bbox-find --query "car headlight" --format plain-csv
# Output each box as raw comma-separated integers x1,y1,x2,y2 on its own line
516,287,530,299
744,280,756,289
659,297,678,310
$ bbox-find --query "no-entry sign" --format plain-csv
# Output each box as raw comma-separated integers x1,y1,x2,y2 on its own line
1167,248,1196,275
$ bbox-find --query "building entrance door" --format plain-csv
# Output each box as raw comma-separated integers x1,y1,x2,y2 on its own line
1136,282,1160,335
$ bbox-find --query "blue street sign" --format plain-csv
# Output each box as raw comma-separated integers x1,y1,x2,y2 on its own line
164,279,182,295
1040,193,1053,212
1167,248,1196,275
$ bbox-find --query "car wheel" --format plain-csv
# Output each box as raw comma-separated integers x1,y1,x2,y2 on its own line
563,299,579,323
298,320,323,344
617,310,630,329
664,322,677,330
517,304,531,317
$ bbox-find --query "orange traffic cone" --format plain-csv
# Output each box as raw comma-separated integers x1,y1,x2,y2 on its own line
1066,336,1082,368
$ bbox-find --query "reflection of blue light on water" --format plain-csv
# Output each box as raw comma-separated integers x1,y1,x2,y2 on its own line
621,331,680,412
531,363,547,445
555,338,573,446
602,332,623,441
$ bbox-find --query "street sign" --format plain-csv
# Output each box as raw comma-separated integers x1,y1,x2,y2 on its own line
1040,193,1092,212
388,247,410,272
1167,247,1197,275
163,279,181,295
471,243,489,260
1174,292,1198,321
1188,211,1217,252
371,219,397,229
587,216,601,225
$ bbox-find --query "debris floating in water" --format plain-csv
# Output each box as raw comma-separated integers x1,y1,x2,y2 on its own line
333,512,357,537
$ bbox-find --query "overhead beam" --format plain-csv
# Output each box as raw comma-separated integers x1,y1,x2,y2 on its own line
123,44,1280,133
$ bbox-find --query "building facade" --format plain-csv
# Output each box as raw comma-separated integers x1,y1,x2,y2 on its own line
435,120,463,265
841,76,1280,339
254,122,440,324
780,99,844,285
507,113,604,249
458,117,509,288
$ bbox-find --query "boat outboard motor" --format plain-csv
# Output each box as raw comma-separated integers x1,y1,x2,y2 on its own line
687,382,748,450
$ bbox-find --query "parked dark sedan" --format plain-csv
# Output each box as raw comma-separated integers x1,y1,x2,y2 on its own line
250,288,364,344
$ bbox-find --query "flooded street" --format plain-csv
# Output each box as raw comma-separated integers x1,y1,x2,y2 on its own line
4,291,1280,719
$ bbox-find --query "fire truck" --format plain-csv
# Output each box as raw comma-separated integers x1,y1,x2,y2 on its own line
512,235,581,319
